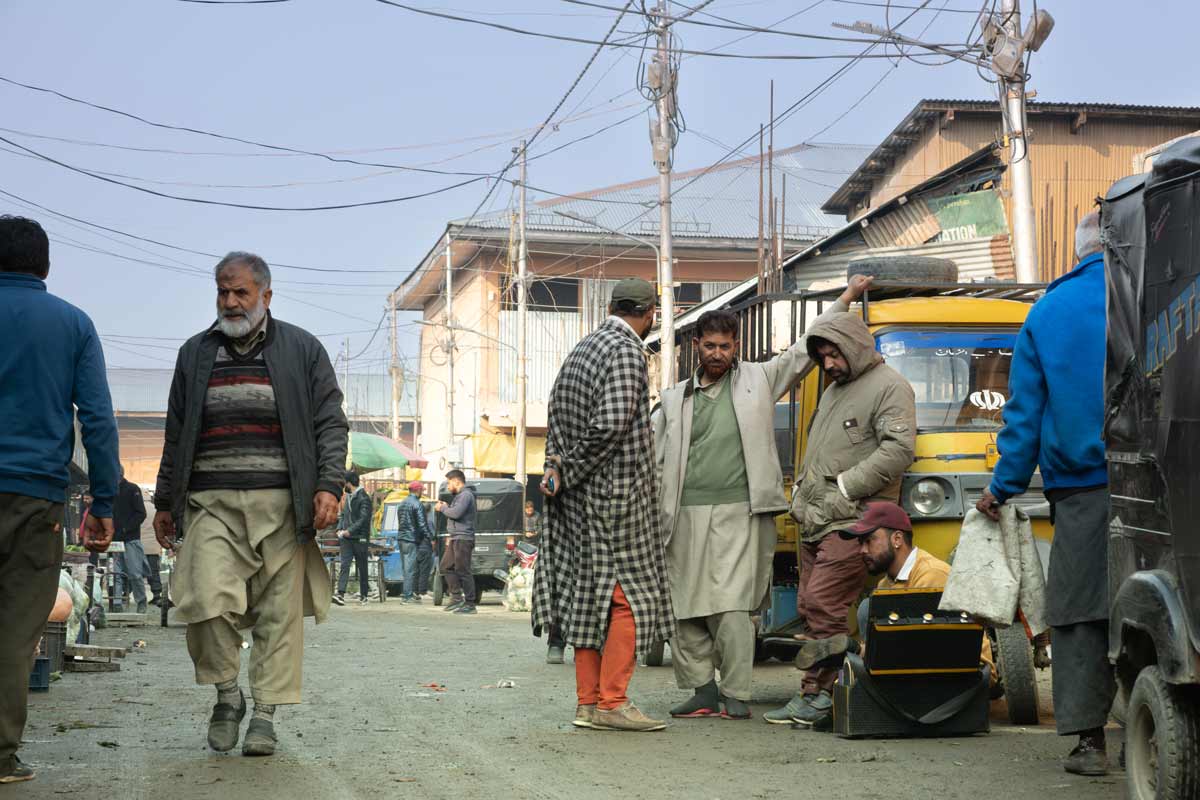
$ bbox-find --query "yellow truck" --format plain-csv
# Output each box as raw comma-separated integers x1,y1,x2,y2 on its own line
671,277,1052,724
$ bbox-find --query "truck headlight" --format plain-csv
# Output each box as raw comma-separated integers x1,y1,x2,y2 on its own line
911,479,946,515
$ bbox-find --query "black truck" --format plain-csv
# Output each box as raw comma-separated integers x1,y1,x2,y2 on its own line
1102,137,1200,800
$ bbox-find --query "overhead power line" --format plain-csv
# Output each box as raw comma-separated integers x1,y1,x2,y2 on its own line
371,2,970,59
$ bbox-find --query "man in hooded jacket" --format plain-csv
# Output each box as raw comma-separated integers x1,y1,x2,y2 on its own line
764,307,916,728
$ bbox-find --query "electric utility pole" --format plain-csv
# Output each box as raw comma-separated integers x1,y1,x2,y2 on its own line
515,141,529,484
444,233,457,466
650,0,677,387
835,4,1053,284
390,293,400,444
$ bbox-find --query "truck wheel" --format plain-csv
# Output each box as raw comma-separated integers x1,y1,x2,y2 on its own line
846,256,958,284
432,572,444,606
1127,666,1200,800
643,641,666,667
996,624,1039,725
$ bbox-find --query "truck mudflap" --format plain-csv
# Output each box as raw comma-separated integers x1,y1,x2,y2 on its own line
1110,569,1200,685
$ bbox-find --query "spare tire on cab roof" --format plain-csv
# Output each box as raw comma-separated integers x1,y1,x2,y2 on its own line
846,256,958,283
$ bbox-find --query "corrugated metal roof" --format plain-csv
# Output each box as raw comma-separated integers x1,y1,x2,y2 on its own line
455,142,872,243
107,368,416,418
824,99,1200,215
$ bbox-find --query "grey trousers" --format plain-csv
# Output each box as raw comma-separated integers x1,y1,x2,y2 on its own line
1051,620,1116,735
0,494,63,775
672,611,756,701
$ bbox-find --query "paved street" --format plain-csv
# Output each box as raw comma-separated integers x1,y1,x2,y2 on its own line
13,599,1124,800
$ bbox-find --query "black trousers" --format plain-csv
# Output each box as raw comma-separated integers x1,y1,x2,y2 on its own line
442,538,476,605
414,542,434,595
337,538,370,597
1051,620,1117,735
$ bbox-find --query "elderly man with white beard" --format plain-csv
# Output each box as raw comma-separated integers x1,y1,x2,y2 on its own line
153,252,348,757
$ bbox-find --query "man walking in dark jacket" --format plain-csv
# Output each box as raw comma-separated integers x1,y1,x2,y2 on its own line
397,481,431,603
436,470,477,614
152,252,347,757
977,211,1115,776
112,471,149,613
0,216,119,784
334,471,374,606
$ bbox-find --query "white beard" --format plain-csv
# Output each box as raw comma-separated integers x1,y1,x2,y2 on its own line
217,297,266,339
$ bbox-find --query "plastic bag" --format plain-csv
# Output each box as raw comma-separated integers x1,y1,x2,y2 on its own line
939,506,1047,635
501,565,536,612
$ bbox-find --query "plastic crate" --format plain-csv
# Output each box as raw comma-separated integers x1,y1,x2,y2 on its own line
29,656,50,692
40,621,67,673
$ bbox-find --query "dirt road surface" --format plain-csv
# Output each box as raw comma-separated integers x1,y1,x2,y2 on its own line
12,599,1124,800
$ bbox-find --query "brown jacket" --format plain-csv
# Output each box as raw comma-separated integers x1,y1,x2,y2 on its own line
789,314,916,541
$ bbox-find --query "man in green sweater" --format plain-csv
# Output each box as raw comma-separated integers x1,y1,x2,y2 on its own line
653,277,870,720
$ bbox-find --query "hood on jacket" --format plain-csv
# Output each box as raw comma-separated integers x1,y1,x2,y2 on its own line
805,313,882,382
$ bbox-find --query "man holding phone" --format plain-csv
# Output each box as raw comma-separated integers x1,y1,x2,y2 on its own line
533,278,675,733
0,216,120,784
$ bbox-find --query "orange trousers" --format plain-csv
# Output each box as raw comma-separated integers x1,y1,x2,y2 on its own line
574,583,636,711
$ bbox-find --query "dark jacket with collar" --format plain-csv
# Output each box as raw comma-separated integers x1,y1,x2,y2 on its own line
153,313,349,542
113,479,147,543
344,487,373,541
397,493,431,544
441,486,477,540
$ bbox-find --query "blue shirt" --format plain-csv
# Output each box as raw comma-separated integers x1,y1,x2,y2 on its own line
0,272,120,515
989,252,1108,502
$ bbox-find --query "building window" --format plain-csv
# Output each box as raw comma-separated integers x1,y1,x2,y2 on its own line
500,276,579,312
674,282,704,312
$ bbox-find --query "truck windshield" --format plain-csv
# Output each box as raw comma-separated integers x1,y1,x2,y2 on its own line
875,328,1017,432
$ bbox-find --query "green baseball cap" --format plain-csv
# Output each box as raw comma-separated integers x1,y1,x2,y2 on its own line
610,277,657,310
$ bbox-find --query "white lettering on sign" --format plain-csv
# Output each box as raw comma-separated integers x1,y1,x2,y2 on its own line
969,390,1006,411
941,224,979,242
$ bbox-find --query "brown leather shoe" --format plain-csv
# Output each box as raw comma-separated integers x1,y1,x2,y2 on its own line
592,702,667,732
573,704,597,729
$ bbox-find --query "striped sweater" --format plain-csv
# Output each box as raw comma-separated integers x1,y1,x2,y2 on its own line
188,337,290,491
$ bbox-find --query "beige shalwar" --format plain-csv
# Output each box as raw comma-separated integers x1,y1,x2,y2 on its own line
667,502,776,700
173,488,331,705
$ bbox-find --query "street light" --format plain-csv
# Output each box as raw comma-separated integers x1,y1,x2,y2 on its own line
552,210,674,387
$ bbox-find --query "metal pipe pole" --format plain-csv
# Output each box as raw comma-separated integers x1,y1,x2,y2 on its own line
655,0,676,387
515,142,529,484
1001,0,1039,283
444,233,456,465
389,294,400,442
343,338,351,466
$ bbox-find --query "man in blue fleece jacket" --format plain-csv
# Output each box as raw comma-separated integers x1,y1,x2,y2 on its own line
977,210,1115,777
0,216,120,785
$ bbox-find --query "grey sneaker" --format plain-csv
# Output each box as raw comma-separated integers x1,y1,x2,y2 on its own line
791,691,833,727
207,691,247,752
0,757,35,784
794,634,852,670
443,600,464,612
454,605,478,615
573,704,597,729
546,645,566,665
592,702,667,732
763,692,810,725
331,594,345,606
242,718,277,757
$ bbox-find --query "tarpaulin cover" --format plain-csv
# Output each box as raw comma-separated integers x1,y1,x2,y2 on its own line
1102,136,1200,651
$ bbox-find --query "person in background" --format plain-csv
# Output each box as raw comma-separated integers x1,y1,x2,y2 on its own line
0,215,119,784
533,278,675,733
523,500,542,549
654,277,870,722
414,500,436,598
333,471,373,606
765,289,917,729
140,490,164,606
436,470,477,615
976,211,1114,777
152,251,346,758
397,480,431,604
112,470,149,614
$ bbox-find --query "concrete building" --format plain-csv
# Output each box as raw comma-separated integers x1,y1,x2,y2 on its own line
822,99,1200,280
393,143,873,485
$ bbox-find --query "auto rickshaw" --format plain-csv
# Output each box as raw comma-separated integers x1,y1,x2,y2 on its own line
670,262,1052,725
1101,139,1200,800
431,478,525,606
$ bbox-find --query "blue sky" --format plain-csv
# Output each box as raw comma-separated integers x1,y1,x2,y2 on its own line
2,0,1196,381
